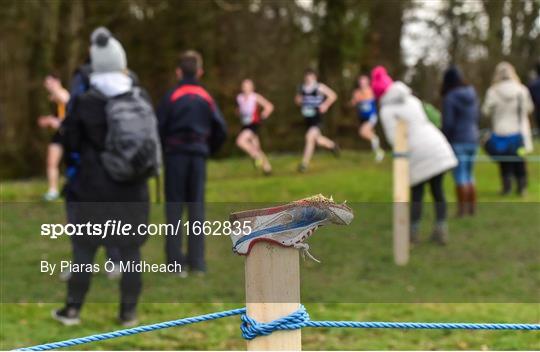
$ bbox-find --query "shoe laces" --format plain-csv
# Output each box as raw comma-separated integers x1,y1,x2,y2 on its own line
293,242,320,263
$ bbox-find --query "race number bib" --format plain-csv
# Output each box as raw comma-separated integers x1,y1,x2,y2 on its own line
302,106,317,118
241,113,252,126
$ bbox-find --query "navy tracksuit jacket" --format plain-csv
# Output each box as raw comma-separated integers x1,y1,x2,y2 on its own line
156,77,227,271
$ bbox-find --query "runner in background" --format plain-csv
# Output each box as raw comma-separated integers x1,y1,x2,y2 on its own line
37,75,70,201
350,74,385,162
295,68,339,172
236,78,274,175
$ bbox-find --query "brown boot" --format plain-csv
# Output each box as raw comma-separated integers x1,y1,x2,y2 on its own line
455,185,467,218
467,183,476,216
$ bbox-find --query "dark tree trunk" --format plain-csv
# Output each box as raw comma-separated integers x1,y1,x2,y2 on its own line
26,0,61,171
483,0,505,63
364,0,407,78
317,0,346,133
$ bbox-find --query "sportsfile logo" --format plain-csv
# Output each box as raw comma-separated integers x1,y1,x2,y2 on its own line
40,220,252,239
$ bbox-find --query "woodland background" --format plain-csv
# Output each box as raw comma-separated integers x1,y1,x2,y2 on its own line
1,0,539,178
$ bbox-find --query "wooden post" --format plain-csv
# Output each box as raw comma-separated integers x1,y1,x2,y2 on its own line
245,242,301,351
393,119,410,266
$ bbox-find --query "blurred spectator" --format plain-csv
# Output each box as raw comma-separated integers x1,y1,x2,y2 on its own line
441,66,480,217
528,61,540,134
157,50,227,276
55,27,150,327
482,62,534,196
372,66,457,245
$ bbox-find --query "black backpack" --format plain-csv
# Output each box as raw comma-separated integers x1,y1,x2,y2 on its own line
100,88,162,182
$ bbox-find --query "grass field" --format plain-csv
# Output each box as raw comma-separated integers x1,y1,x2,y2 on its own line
1,149,539,350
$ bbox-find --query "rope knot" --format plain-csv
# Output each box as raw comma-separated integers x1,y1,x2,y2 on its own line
240,305,310,340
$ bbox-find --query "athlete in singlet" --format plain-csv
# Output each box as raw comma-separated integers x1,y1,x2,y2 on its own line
350,74,384,162
37,75,70,201
236,79,274,175
295,68,339,172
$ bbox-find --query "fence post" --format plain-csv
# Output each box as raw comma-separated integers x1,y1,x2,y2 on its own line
245,242,301,350
393,119,410,266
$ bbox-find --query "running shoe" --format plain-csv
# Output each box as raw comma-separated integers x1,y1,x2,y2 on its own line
119,309,138,327
229,194,353,260
43,190,59,201
261,155,272,176
52,307,81,326
254,158,263,170
332,143,341,158
106,261,122,280
374,148,385,163
58,269,72,282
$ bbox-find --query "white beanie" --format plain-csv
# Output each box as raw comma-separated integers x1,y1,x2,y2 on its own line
90,27,127,73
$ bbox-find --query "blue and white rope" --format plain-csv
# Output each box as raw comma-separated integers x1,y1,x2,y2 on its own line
391,154,540,163
241,305,311,340
18,308,246,351
240,305,540,338
18,305,540,351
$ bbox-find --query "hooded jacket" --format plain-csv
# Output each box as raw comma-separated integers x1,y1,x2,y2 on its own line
61,72,149,247
482,80,534,152
442,86,479,144
379,82,457,186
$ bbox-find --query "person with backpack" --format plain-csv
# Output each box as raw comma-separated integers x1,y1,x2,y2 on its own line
441,66,480,217
55,27,157,326
371,66,457,245
157,50,227,277
42,62,132,281
482,62,534,196
295,68,339,172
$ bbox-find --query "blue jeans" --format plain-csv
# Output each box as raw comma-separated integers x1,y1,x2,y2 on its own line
451,143,477,185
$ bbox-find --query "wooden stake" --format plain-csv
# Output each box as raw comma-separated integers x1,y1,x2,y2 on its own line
245,242,301,351
393,119,410,266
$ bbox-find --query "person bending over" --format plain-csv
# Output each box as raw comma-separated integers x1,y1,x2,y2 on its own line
372,66,457,245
